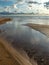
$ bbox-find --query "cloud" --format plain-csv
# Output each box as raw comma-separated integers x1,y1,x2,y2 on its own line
0,0,49,14
27,1,41,4
44,1,49,9
16,0,24,2
13,0,25,4
45,1,49,5
37,4,49,14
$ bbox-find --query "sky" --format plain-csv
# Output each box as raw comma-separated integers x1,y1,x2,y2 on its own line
0,0,49,14
33,0,49,3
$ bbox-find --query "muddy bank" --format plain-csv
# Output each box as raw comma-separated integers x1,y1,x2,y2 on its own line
0,18,12,24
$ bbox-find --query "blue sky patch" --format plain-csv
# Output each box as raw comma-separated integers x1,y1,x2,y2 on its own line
0,1,14,7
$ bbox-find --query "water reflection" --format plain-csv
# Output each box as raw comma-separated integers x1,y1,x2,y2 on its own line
0,16,49,65
0,19,48,49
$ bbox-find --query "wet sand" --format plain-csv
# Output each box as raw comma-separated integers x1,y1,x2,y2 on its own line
0,18,33,65
0,41,20,65
23,23,49,37
0,18,12,24
0,37,33,65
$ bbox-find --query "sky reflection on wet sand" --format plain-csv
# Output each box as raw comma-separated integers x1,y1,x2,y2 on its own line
0,16,49,65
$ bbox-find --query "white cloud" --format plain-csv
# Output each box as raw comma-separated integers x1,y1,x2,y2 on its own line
33,0,49,3
0,0,49,14
37,4,49,14
14,0,25,4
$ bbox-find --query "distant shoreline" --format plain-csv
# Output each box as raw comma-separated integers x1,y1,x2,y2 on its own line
0,14,49,16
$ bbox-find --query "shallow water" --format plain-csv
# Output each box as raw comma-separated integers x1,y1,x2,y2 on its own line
0,16,49,49
0,16,49,65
